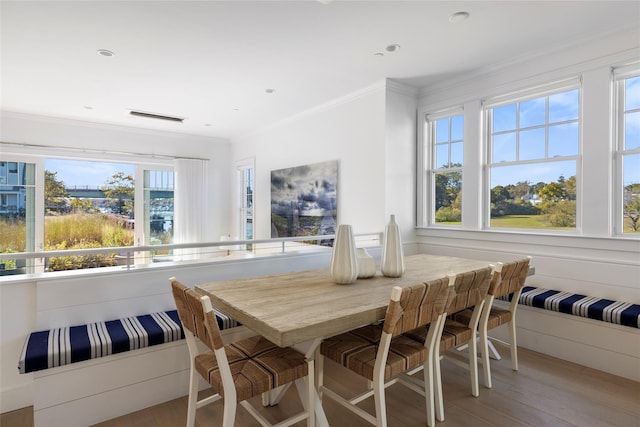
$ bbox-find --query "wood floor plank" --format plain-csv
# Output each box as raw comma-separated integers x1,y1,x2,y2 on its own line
3,344,639,427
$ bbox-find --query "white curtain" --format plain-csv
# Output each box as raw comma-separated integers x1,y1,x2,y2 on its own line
173,159,208,259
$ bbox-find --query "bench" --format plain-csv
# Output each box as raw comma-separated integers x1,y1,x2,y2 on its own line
503,286,640,329
19,309,240,374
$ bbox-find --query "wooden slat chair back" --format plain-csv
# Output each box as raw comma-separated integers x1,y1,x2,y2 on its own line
319,275,455,427
453,256,531,388
403,265,494,423
170,278,315,427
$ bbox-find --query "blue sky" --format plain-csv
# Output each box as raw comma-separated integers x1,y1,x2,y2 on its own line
436,85,640,188
45,159,134,188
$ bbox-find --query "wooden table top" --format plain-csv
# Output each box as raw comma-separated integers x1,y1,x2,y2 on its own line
196,254,493,347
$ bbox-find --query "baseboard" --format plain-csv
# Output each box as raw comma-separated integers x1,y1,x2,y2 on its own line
0,382,33,414
490,305,640,381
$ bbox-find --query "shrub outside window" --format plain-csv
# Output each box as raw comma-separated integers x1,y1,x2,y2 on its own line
485,83,580,230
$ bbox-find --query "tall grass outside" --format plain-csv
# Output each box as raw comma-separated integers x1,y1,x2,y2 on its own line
45,213,134,271
0,214,135,272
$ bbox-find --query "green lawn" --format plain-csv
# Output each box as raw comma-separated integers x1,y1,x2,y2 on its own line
490,215,570,229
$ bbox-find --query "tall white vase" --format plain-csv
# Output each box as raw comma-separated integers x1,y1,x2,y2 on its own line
330,224,359,284
381,214,405,278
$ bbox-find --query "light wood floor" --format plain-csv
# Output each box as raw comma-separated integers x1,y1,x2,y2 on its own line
3,343,639,427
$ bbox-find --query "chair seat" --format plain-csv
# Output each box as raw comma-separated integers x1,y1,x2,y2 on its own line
321,324,429,381
453,307,513,330
442,319,473,346
196,335,308,402
403,325,456,354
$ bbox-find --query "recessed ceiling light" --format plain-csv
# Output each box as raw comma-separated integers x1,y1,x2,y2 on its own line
265,88,276,94
204,123,212,127
449,11,470,23
385,44,401,53
83,106,93,110
233,108,240,111
97,49,115,57
374,52,384,57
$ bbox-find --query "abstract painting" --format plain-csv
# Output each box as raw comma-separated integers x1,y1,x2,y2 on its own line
271,160,338,242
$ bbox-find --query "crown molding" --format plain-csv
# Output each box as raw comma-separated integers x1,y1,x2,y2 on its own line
419,25,640,100
386,79,419,98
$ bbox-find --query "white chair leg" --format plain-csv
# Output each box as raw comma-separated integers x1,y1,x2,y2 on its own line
509,320,519,371
434,354,444,422
479,324,492,389
423,357,435,427
469,333,479,397
372,377,387,427
186,364,199,427
222,397,237,427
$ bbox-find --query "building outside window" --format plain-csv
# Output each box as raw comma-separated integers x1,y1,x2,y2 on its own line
0,160,36,275
614,67,640,235
485,82,580,230
426,110,464,225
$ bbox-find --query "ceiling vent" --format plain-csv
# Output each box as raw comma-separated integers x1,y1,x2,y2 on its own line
129,110,185,123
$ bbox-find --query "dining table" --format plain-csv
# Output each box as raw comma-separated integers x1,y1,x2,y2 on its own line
195,253,496,426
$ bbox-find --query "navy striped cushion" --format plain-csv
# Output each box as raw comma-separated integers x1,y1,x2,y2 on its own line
502,286,640,329
18,309,240,374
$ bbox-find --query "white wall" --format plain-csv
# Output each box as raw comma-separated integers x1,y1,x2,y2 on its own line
384,80,419,243
416,29,640,380
231,81,409,239
0,112,232,241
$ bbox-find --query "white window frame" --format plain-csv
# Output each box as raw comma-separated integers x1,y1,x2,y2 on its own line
0,145,179,273
613,64,640,237
0,154,44,273
236,157,255,241
483,77,582,232
423,107,464,227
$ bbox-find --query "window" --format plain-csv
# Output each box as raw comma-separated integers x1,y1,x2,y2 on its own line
237,160,254,241
0,156,175,274
0,160,36,275
426,111,463,225
614,67,640,235
144,169,174,246
485,83,580,230
43,159,136,271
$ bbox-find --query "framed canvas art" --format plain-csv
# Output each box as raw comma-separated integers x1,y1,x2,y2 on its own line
270,160,338,243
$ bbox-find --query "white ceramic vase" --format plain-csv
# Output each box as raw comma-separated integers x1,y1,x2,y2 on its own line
330,224,359,284
381,214,405,278
356,248,376,279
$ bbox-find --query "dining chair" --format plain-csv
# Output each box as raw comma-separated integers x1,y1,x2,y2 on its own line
403,265,494,422
452,256,531,388
170,277,315,427
318,275,456,427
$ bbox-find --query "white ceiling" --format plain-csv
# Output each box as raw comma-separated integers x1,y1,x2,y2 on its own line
1,1,638,141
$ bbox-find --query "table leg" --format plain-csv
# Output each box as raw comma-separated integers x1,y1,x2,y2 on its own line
296,337,329,427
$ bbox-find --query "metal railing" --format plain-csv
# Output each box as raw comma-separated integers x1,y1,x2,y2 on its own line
0,232,383,277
